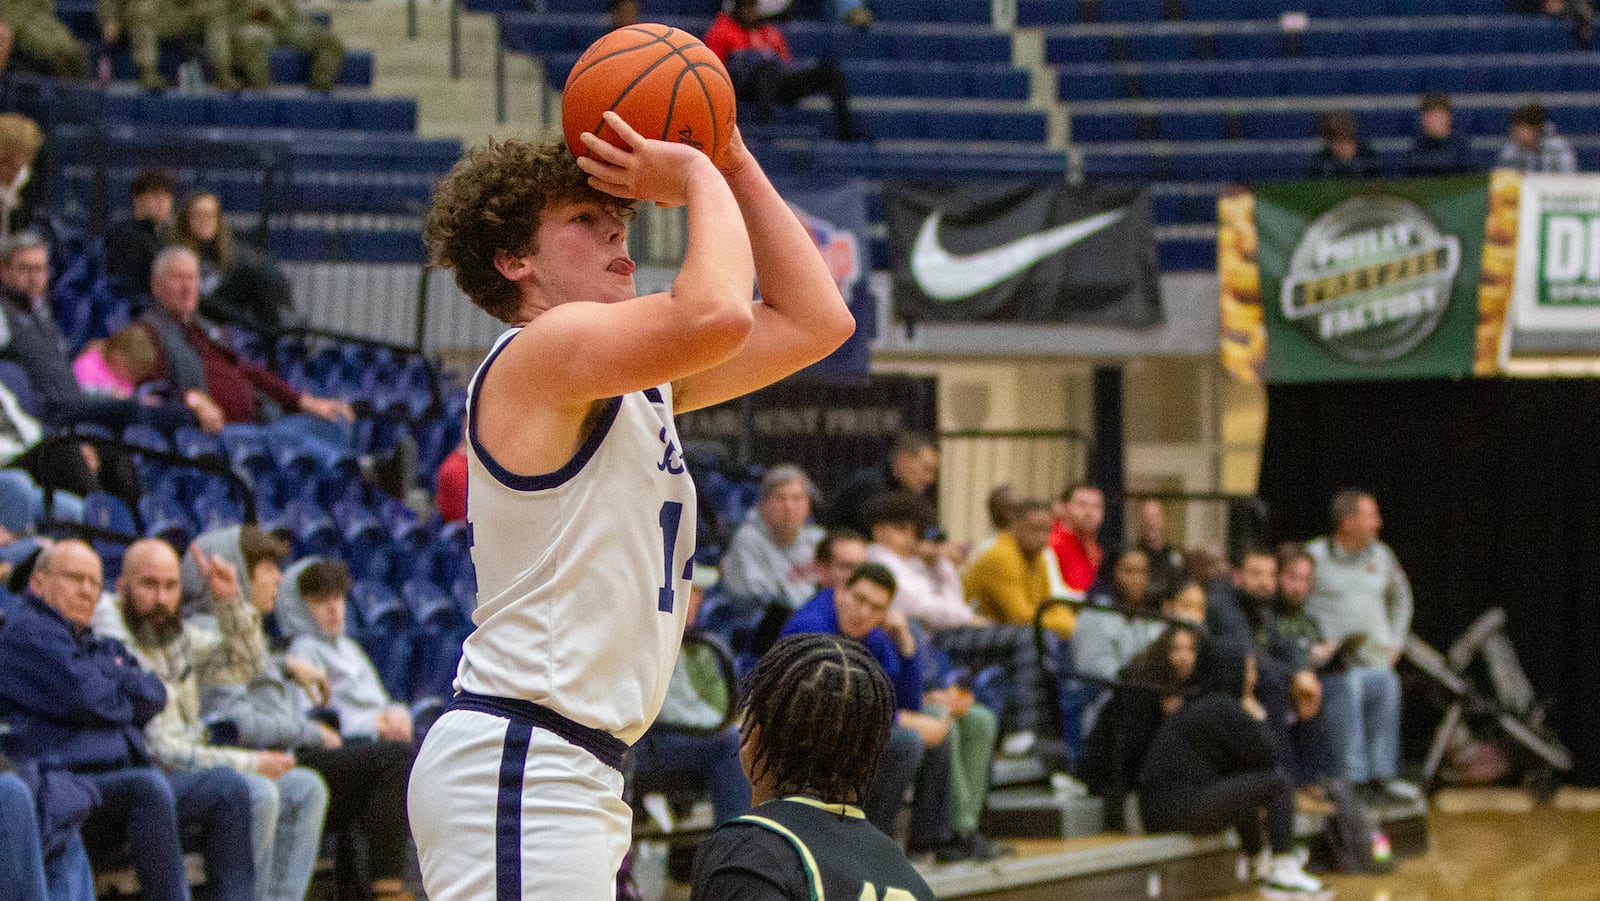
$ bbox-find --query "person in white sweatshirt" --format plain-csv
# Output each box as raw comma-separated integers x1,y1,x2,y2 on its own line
278,559,414,744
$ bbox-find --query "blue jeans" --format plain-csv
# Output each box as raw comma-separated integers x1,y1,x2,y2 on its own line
633,727,751,825
1,773,50,901
81,766,256,901
1320,666,1401,783
244,768,329,901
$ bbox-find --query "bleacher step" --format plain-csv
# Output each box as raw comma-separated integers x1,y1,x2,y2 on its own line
326,0,549,143
982,788,1105,840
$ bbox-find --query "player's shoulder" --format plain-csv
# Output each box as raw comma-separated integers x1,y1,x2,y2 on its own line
691,820,808,900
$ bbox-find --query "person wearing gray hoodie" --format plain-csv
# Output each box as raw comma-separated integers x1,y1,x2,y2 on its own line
277,559,414,743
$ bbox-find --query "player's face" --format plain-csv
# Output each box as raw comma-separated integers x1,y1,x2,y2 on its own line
836,578,892,639
533,200,635,305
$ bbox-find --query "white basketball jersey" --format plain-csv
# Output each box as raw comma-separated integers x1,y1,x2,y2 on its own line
456,328,696,744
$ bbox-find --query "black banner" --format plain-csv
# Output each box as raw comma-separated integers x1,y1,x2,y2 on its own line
675,374,937,493
886,181,1162,327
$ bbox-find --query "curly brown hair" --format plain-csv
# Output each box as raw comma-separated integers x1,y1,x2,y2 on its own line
424,138,634,323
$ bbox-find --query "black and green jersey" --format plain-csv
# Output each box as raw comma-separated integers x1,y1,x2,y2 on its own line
690,796,936,901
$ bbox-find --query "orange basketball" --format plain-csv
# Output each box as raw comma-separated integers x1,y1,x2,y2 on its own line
562,24,736,162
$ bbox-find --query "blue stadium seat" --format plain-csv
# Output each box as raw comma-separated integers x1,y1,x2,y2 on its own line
82,492,136,534
1127,33,1194,62
1017,0,1077,26
1213,32,1278,60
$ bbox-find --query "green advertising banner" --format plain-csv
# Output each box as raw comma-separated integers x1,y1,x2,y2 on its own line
1252,175,1489,384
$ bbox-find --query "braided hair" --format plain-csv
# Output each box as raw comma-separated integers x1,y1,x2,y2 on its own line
740,633,895,805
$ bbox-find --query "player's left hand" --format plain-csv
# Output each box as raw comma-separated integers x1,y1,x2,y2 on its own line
577,111,718,209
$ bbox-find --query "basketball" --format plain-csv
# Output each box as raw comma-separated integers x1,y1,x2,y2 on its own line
562,24,736,163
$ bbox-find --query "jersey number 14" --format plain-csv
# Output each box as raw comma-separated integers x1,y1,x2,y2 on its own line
657,501,693,613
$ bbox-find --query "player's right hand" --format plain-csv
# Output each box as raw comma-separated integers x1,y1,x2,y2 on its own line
577,111,717,209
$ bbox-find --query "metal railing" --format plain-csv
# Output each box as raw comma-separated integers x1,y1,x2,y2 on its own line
38,433,259,532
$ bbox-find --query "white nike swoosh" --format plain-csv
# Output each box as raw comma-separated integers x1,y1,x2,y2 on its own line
909,207,1129,302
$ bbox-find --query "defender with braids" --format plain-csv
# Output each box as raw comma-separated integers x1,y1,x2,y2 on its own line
690,634,934,900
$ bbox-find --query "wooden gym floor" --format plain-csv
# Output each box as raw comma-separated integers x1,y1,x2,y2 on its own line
1210,790,1600,901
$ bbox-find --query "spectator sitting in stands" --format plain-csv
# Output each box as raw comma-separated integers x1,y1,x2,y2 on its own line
0,0,86,78
138,246,352,427
185,526,415,901
1137,652,1329,900
827,432,938,535
93,539,329,901
0,540,256,901
781,563,976,862
1219,549,1325,786
704,0,862,141
1274,542,1339,784
1,233,196,506
1134,498,1183,604
276,559,415,744
867,491,1052,755
0,113,42,243
1074,548,1163,731
1404,92,1477,177
721,463,825,612
1306,490,1416,805
104,169,175,295
1076,622,1203,832
173,192,295,333
963,498,1073,638
72,325,159,398
1311,112,1380,180
1049,482,1104,599
232,0,346,92
0,762,96,901
1497,102,1579,174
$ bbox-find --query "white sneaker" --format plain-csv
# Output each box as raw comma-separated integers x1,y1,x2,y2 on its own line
1261,854,1334,900
1001,730,1036,757
1383,779,1423,801
1250,849,1272,881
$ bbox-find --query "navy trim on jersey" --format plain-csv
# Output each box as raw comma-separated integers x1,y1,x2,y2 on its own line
467,335,624,492
448,690,629,772
494,720,533,901
643,386,663,404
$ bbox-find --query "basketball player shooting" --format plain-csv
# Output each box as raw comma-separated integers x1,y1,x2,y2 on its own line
408,110,855,900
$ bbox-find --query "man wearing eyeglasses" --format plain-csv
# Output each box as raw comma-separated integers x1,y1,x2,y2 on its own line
0,540,256,901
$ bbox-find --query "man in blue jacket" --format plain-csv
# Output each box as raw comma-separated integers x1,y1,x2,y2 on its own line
0,539,254,901
781,561,969,862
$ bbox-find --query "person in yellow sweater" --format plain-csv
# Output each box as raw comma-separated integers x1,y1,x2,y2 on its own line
962,499,1075,639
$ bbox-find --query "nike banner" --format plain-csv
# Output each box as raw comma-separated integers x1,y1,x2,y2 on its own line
885,181,1162,326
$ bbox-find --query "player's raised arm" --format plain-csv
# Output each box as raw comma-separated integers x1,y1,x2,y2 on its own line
471,114,756,410
672,126,857,414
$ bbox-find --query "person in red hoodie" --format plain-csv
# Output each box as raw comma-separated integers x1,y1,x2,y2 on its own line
704,0,861,141
1049,482,1104,597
